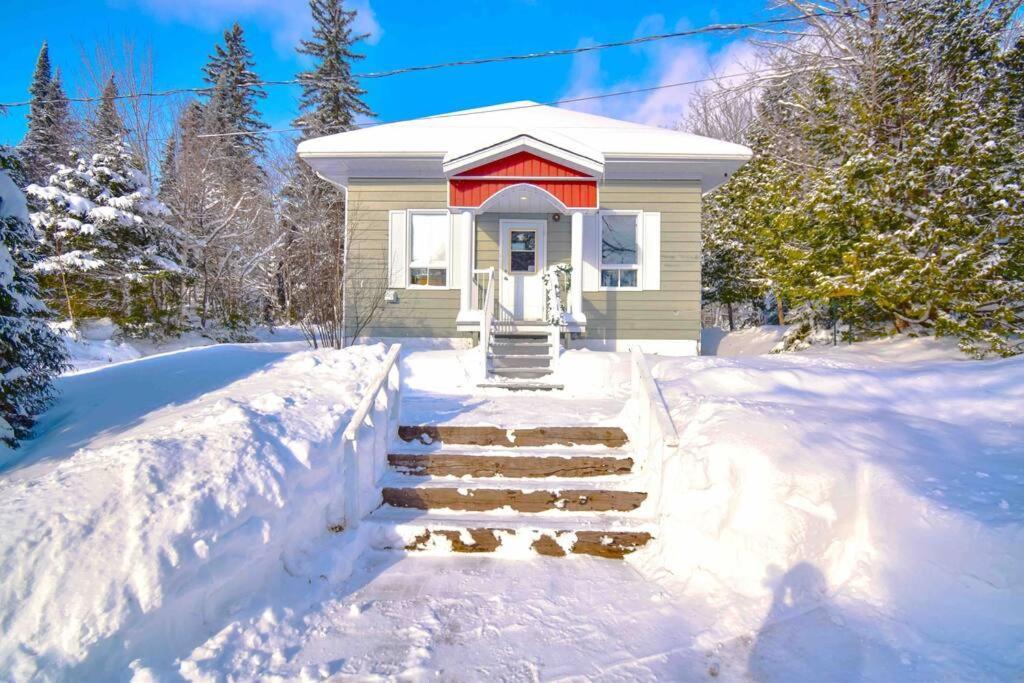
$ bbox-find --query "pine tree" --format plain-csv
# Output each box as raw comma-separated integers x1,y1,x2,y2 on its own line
20,45,75,183
201,23,268,162
91,76,127,154
282,0,374,347
0,147,68,448
294,0,373,137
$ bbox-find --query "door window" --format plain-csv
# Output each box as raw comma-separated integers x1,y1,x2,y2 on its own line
509,230,537,274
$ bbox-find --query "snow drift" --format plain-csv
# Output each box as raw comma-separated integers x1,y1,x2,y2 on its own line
636,349,1024,679
0,343,386,680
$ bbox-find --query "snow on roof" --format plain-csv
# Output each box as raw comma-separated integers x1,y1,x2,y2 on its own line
297,101,752,162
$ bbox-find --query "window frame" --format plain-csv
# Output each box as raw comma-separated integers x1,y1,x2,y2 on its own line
597,209,643,291
406,209,451,290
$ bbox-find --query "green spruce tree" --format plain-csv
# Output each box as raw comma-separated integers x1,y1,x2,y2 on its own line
0,147,69,447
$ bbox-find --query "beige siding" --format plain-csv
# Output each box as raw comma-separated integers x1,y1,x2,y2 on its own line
346,178,463,339
345,177,701,342
582,180,702,341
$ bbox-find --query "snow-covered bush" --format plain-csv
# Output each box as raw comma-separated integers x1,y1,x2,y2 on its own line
0,148,68,447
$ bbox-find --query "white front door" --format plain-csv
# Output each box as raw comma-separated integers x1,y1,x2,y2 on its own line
499,219,546,322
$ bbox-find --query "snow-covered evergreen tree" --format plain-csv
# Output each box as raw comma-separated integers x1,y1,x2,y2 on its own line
27,140,188,336
201,23,268,164
0,147,68,447
281,0,374,347
294,0,373,137
700,0,1024,356
19,44,76,184
90,76,127,154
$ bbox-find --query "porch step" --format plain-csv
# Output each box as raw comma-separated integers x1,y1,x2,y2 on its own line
397,425,630,448
476,380,564,391
387,452,634,478
491,355,552,369
490,342,549,355
382,485,647,513
363,508,654,559
492,367,554,379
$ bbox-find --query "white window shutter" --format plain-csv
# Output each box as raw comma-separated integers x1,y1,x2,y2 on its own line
642,211,661,290
388,210,408,289
581,213,600,291
447,211,462,291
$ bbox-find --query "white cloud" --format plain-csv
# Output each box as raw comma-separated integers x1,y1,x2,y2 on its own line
128,0,381,56
559,14,759,129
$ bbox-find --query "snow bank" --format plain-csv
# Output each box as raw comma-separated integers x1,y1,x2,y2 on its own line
634,348,1024,678
0,343,387,680
700,325,788,356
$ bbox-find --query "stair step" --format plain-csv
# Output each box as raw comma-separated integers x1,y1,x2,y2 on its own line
493,334,548,342
491,356,552,369
387,452,634,477
475,380,564,391
363,508,654,559
491,368,553,379
381,486,647,513
397,425,630,448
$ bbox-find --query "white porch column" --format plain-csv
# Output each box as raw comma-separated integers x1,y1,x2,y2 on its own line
570,211,584,315
459,210,474,312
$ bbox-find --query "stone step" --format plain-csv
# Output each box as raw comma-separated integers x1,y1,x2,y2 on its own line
363,508,654,559
397,425,630,448
381,485,647,513
387,452,634,478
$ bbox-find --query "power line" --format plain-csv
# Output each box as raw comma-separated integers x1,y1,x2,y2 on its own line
196,66,800,141
0,7,866,110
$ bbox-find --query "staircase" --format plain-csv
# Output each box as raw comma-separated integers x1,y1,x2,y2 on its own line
363,424,654,559
480,324,562,389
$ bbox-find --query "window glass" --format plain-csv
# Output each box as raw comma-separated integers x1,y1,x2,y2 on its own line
601,214,638,266
409,212,448,286
509,230,537,273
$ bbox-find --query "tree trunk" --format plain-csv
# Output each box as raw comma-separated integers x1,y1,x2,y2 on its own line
776,295,785,326
727,302,735,331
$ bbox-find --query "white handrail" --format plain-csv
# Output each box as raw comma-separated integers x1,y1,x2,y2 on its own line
630,347,679,447
480,267,495,376
335,343,402,531
343,343,402,440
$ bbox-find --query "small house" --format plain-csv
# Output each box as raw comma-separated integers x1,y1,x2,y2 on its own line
298,101,750,379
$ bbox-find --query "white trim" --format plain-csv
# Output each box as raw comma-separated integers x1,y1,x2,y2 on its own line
570,211,584,317
407,209,451,290
597,209,643,292
443,134,605,177
475,182,571,214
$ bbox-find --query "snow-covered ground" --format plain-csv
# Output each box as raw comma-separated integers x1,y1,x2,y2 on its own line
58,319,308,373
0,340,388,680
1,330,1021,680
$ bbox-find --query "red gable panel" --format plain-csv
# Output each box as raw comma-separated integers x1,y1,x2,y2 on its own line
449,179,597,209
454,151,592,178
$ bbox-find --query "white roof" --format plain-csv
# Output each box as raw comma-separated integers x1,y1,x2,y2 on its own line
298,101,752,191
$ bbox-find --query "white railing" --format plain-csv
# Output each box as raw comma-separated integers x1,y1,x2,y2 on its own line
630,347,679,512
333,343,402,532
476,267,495,377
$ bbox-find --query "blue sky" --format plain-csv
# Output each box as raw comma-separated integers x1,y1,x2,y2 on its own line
0,0,770,147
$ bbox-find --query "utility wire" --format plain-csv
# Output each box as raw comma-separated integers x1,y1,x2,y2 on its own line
1,7,868,110
195,66,804,141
